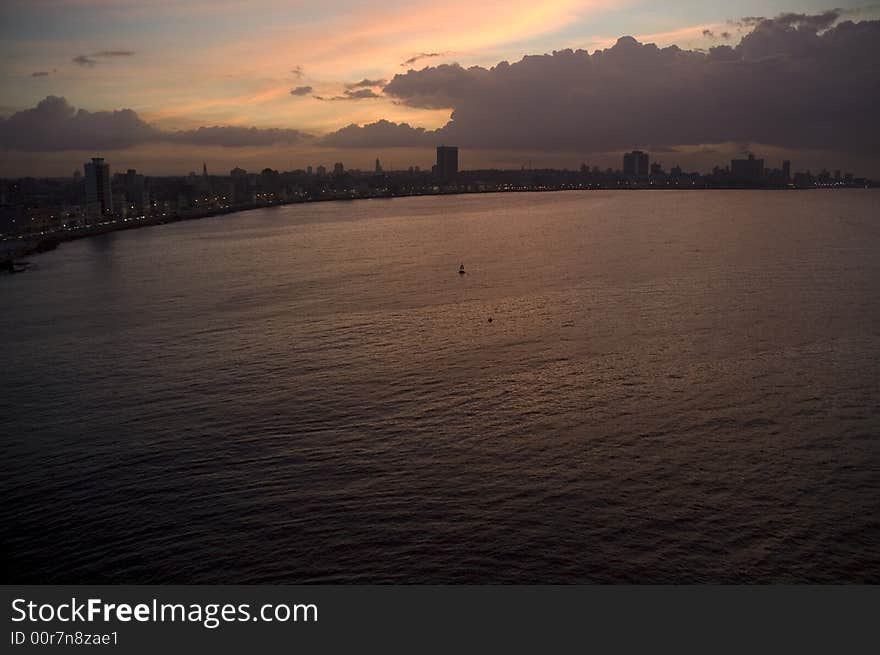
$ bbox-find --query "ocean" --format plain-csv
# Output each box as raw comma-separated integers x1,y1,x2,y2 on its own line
2,190,878,583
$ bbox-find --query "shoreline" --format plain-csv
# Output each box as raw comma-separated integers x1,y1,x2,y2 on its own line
0,185,872,273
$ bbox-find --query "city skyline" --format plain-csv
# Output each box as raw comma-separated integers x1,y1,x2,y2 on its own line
1,2,879,177
3,144,873,245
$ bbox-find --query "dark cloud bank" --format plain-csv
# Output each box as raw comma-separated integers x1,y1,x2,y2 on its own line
4,11,878,156
324,12,880,154
0,96,308,150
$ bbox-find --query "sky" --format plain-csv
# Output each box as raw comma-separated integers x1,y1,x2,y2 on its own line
0,0,878,176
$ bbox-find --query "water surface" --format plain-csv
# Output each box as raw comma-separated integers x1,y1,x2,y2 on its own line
2,190,878,582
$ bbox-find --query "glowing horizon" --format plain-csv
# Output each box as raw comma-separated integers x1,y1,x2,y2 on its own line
1,0,878,176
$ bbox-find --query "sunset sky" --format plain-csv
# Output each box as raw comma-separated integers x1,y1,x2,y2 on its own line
1,0,877,176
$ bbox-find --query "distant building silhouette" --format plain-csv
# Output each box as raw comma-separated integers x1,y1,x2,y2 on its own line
123,168,145,207
228,167,249,203
623,150,649,177
436,145,459,180
333,162,345,176
199,162,212,195
782,160,791,183
731,153,764,184
84,157,112,219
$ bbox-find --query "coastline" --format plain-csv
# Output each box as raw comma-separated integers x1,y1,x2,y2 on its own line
0,185,871,274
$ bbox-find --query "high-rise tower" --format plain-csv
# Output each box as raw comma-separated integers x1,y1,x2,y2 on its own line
84,157,112,219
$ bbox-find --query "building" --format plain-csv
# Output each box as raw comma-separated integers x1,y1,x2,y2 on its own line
730,154,764,184
123,169,146,208
230,167,248,202
374,157,383,174
199,162,212,195
84,157,112,219
333,162,345,176
623,150,649,177
782,160,791,183
436,145,459,180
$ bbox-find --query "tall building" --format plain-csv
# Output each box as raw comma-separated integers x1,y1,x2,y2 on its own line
375,157,383,174
623,150,649,177
333,162,345,176
230,167,249,203
782,160,791,183
200,162,211,195
731,153,764,184
123,169,145,207
84,157,112,219
436,145,459,180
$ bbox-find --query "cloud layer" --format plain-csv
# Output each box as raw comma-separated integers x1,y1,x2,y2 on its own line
4,11,878,162
325,12,880,153
0,96,308,151
320,119,434,148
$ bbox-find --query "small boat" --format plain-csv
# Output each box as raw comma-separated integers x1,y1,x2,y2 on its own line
459,263,466,275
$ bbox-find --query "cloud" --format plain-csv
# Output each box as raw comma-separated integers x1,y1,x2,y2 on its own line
384,63,487,109
313,80,386,101
31,71,50,77
345,78,386,89
291,65,304,78
401,52,449,67
314,88,383,101
72,50,135,67
168,126,307,147
73,55,97,67
737,17,767,28
94,50,135,57
345,88,381,99
0,96,308,151
769,10,841,31
325,13,878,154
290,85,313,96
319,119,434,148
